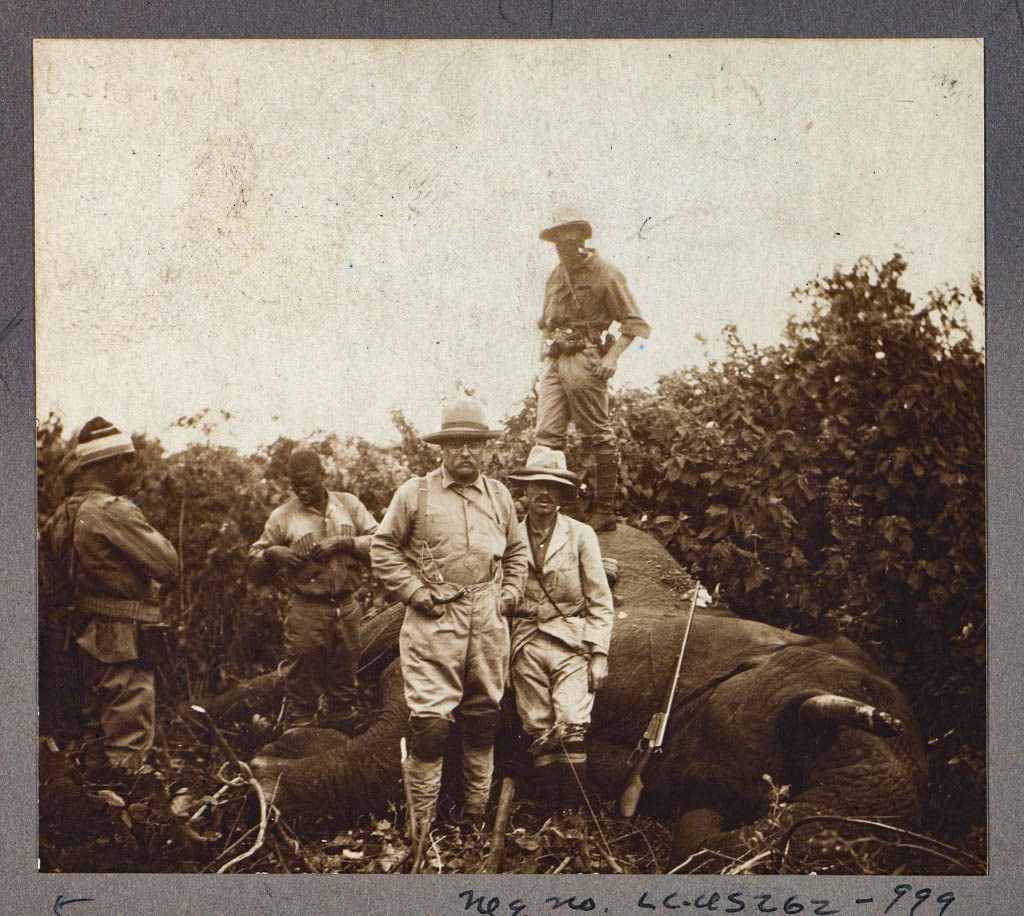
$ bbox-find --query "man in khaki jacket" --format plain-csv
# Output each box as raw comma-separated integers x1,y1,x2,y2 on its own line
372,396,528,833
535,206,651,532
39,417,178,772
508,445,614,813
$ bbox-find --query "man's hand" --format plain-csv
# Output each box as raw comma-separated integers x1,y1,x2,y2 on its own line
499,592,519,618
309,535,355,560
588,652,609,692
594,353,618,380
410,587,443,617
263,546,303,569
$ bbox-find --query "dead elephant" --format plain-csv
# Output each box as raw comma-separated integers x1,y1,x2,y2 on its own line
241,525,926,867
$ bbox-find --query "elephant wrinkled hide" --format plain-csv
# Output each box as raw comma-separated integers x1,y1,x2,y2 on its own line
238,525,926,869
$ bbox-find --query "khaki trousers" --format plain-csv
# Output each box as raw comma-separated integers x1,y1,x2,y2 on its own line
535,350,615,450
399,582,507,719
511,631,594,743
282,595,361,720
400,581,507,818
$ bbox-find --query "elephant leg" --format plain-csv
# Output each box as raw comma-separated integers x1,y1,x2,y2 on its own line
672,807,725,860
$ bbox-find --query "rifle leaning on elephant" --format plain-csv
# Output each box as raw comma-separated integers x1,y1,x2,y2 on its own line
619,586,700,818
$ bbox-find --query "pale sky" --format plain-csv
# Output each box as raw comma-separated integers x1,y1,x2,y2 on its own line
34,39,983,453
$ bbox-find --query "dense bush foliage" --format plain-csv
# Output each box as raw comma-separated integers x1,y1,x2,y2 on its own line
37,255,985,853
617,255,984,665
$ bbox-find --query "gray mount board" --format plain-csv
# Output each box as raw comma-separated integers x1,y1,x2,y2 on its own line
3,2,1020,914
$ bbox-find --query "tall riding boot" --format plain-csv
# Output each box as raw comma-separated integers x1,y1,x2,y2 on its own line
558,757,589,811
588,447,619,532
532,757,559,814
461,741,495,817
405,754,444,836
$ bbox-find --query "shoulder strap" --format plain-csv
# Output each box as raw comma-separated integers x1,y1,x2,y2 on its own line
480,475,503,527
413,476,429,545
529,564,562,615
64,494,89,584
561,263,584,317
529,564,585,619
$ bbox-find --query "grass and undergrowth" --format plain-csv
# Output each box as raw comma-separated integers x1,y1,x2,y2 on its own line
38,691,985,876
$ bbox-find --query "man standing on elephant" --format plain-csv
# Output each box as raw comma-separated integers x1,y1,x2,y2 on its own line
535,206,651,532
508,446,614,815
371,395,528,832
39,417,178,772
249,447,378,734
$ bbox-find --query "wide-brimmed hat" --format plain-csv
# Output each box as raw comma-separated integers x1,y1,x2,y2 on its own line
74,417,135,468
539,205,593,243
509,445,581,492
422,395,503,445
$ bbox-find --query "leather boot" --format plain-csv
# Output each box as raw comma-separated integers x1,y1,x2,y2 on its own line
405,754,444,835
558,758,589,811
532,761,559,814
461,742,495,815
588,448,619,532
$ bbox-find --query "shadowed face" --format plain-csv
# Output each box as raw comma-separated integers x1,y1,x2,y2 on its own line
289,466,325,508
441,438,487,484
524,480,571,525
552,228,587,267
111,453,139,496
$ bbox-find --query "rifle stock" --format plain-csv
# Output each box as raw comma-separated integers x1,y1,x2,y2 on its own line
618,744,655,817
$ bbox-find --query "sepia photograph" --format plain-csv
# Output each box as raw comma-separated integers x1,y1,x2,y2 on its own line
33,37,986,886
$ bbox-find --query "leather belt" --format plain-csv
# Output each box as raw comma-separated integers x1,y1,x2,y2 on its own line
291,591,355,606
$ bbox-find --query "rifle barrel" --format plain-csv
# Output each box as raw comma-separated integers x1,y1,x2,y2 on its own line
660,587,700,732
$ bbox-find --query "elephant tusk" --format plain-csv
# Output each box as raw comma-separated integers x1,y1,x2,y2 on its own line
797,694,903,737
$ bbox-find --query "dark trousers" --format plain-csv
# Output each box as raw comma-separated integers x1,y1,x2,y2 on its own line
78,651,155,768
282,595,361,720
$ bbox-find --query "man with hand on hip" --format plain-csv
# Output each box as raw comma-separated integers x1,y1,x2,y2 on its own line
535,206,651,532
371,395,528,833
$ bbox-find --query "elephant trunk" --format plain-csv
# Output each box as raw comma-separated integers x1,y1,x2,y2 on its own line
252,662,409,823
797,693,902,737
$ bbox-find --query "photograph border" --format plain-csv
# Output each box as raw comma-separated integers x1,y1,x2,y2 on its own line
3,2,1021,912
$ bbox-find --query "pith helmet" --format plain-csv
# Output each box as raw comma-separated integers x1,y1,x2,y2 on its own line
540,205,593,243
509,445,581,493
422,395,503,445
74,417,135,468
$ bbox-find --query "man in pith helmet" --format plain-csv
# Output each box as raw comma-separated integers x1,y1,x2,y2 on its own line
536,206,651,532
249,447,378,734
39,417,178,771
508,445,614,814
371,395,528,835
